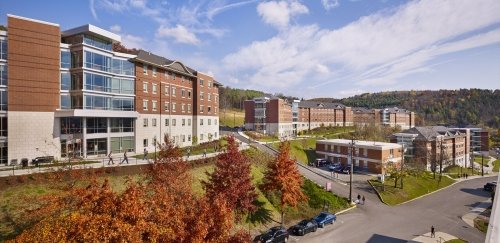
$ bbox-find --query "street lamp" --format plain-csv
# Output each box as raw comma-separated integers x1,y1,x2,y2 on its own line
349,137,356,204
153,135,157,163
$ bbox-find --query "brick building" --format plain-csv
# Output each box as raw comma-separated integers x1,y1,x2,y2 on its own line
391,126,468,171
0,15,220,165
316,139,403,173
244,97,414,137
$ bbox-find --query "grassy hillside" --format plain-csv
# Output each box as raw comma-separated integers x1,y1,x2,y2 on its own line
219,109,245,128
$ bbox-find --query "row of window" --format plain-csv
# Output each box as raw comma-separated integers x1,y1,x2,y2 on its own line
60,94,134,111
142,132,218,147
142,100,218,114
0,39,6,60
60,118,135,134
0,65,6,86
142,83,192,98
142,64,192,83
143,118,218,127
69,50,134,76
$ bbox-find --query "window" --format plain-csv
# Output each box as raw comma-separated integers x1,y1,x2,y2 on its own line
208,106,211,113
152,67,157,76
215,95,218,102
143,64,148,75
208,93,211,101
182,135,185,142
200,119,204,125
172,119,176,126
111,136,134,153
208,119,211,125
172,87,176,96
188,119,191,126
173,73,176,80
200,134,204,141
61,72,71,90
0,39,7,60
165,119,169,126
83,34,112,50
143,118,148,127
61,50,71,68
60,95,71,109
200,105,204,113
84,95,110,110
85,73,111,92
188,135,191,142
187,104,191,112
143,139,148,147
164,85,169,95
111,59,134,75
112,98,134,111
152,84,157,94
188,90,191,98
182,119,185,126
143,100,148,111
181,103,185,112
60,117,82,134
181,89,185,97
86,118,107,134
152,101,157,111
208,81,212,87
215,132,217,138
214,119,217,125
200,79,204,86
84,51,111,72
165,102,169,111
143,82,148,93
200,92,204,100
172,103,176,112
111,118,134,132
215,107,218,113
111,78,134,94
0,65,7,86
152,118,157,127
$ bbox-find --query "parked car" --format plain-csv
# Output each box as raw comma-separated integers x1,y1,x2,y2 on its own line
253,226,289,243
484,181,497,192
341,167,351,174
328,163,341,171
313,212,337,228
32,156,55,166
291,219,318,236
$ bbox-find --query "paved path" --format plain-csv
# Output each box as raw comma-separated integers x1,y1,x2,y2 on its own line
462,199,492,228
409,232,457,243
0,143,250,177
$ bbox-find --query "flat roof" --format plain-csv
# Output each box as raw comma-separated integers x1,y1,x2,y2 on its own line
7,14,59,27
62,24,121,43
317,139,401,149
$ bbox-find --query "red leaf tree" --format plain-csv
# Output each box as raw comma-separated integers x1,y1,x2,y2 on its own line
203,135,257,220
262,141,307,226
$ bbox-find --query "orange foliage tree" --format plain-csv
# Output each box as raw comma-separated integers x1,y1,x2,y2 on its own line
203,135,257,220
262,141,307,226
10,135,250,243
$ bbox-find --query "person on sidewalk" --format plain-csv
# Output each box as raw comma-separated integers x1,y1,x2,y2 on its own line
431,226,435,238
107,152,114,165
203,148,207,158
357,194,361,203
465,173,468,179
187,148,191,159
121,151,129,164
143,148,148,162
362,195,365,205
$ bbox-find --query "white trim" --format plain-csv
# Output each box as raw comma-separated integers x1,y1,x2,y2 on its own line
62,24,121,42
7,14,59,27
55,109,139,118
0,31,6,36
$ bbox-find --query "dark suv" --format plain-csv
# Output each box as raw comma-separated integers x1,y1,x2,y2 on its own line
484,182,497,192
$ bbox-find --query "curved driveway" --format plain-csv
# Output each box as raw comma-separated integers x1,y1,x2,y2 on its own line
229,131,492,243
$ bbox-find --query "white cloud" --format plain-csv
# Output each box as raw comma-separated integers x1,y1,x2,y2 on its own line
110,24,122,33
223,0,500,91
207,0,259,20
156,25,200,45
121,34,145,49
321,0,340,11
257,0,309,29
89,0,98,20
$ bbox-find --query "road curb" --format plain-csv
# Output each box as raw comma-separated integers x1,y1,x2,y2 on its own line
367,179,389,205
336,204,357,215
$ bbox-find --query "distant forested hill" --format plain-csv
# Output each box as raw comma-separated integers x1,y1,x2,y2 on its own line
311,89,500,128
219,87,298,110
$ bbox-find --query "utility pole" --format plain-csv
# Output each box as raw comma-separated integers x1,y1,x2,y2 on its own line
400,143,405,188
349,137,355,204
471,147,474,176
481,154,484,176
439,139,443,182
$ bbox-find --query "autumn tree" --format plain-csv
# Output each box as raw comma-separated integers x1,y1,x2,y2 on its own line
262,141,307,226
203,135,257,220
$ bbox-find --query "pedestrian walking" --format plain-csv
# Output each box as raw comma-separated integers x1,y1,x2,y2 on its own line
121,150,129,164
143,148,148,161
465,173,468,179
203,148,207,158
187,148,191,159
431,226,435,238
362,195,365,205
107,152,114,165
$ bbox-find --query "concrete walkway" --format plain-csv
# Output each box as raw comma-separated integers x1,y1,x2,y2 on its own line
0,143,250,177
409,231,458,243
462,199,492,228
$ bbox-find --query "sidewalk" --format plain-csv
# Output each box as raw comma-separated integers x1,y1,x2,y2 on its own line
462,199,492,228
0,143,250,178
409,231,458,243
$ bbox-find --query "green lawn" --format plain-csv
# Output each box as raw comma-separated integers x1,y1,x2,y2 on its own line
0,160,99,172
475,157,490,167
493,159,500,172
444,165,482,178
133,139,228,159
444,239,467,243
244,131,279,143
272,138,318,165
299,126,354,139
219,109,244,128
369,172,455,205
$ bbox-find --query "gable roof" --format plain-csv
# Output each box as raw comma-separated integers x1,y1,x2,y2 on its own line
299,101,345,109
396,126,463,141
134,50,195,76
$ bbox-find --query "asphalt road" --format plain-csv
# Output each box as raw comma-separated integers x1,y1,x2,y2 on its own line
228,131,493,243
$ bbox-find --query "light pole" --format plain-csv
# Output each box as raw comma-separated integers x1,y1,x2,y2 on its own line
481,154,484,177
349,137,355,204
153,135,157,163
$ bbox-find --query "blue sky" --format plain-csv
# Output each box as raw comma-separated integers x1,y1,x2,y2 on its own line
1,0,499,98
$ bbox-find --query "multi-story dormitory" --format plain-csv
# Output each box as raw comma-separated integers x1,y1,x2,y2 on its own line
0,15,220,165
244,97,414,138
